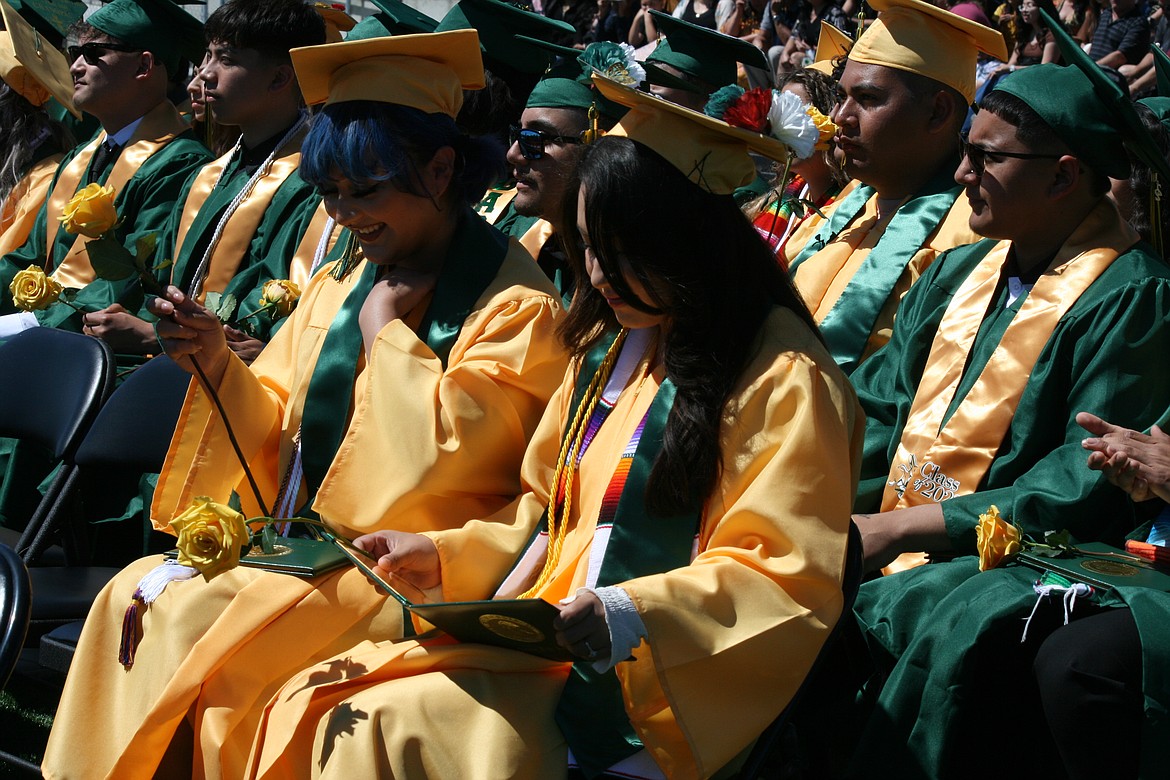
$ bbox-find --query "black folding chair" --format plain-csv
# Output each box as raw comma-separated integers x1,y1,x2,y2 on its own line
0,543,30,689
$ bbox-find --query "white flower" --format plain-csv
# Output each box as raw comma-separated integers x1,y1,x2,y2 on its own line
616,43,647,86
766,89,819,160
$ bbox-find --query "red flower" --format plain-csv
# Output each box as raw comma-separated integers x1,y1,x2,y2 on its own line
722,88,772,133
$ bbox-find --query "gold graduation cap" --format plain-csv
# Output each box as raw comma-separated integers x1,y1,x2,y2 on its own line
593,74,790,195
0,0,78,117
290,29,485,117
849,0,1007,103
311,3,357,43
809,21,852,76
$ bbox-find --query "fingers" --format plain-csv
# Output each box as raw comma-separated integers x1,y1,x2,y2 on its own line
554,594,611,661
1076,411,1114,436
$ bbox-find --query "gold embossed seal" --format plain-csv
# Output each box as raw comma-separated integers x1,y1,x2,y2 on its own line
1081,559,1139,577
479,614,545,644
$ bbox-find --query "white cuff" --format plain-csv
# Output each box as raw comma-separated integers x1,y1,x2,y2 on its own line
0,312,39,338
578,585,647,673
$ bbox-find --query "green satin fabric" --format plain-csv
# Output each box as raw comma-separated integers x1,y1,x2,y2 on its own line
786,182,874,273
816,176,963,374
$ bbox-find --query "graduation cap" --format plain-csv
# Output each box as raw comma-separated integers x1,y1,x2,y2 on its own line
995,8,1170,182
849,0,1007,103
1152,43,1170,99
0,0,78,116
643,9,769,93
435,0,574,75
518,37,634,120
87,0,205,73
290,28,484,117
3,0,84,46
593,74,793,195
311,2,356,43
808,21,851,76
344,0,438,41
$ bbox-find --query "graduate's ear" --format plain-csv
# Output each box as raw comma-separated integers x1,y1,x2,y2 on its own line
926,88,964,135
135,51,157,77
422,146,456,202
270,62,295,93
1049,154,1082,199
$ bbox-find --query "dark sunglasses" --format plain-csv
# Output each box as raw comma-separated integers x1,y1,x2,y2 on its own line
958,133,1063,176
67,41,142,66
509,125,583,160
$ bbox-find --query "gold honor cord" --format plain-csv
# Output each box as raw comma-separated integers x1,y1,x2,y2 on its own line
520,329,629,599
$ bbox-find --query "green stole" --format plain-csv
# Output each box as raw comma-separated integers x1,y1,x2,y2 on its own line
787,182,875,273
788,170,962,372
526,335,702,777
297,212,509,505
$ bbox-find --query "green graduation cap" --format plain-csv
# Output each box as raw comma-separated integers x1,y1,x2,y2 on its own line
345,0,438,40
1151,43,1170,99
995,8,1170,183
5,0,85,46
435,0,574,74
643,9,769,93
87,0,204,74
519,37,633,119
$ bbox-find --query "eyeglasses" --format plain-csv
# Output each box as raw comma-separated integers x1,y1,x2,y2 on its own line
67,41,142,66
959,133,1063,176
509,125,583,160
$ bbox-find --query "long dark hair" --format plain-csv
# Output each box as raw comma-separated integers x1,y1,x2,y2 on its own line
560,135,822,516
0,86,72,203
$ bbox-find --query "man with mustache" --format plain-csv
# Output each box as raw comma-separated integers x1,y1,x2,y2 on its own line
782,0,1005,374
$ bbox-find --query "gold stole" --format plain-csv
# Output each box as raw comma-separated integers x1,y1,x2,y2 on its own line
0,153,62,257
288,202,340,289
45,101,190,288
518,217,555,259
792,192,891,321
780,178,860,268
174,125,308,301
881,200,1136,572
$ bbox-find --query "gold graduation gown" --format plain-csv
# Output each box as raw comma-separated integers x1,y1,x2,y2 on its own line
0,154,62,258
247,307,864,780
42,240,568,780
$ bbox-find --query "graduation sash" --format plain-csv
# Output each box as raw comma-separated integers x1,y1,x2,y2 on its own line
297,212,509,503
288,203,339,288
880,200,1136,570
501,333,701,776
45,101,189,287
474,182,518,225
790,168,962,372
0,153,62,257
170,124,308,300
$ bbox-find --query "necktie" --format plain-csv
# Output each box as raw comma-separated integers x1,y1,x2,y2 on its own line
89,140,121,181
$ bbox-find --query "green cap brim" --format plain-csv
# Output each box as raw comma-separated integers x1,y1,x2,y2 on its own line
644,9,769,88
436,0,574,74
346,0,438,39
88,0,204,72
515,35,627,119
643,60,706,94
7,0,84,43
1152,43,1170,98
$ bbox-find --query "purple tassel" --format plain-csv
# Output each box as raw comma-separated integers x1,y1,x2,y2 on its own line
118,590,144,667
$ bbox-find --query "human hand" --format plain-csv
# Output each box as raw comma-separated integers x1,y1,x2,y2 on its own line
1080,411,1170,503
148,286,231,384
223,326,265,365
81,304,157,353
852,512,902,573
358,266,438,358
554,591,611,662
353,531,442,590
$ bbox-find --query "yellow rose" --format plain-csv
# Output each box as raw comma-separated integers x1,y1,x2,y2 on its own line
58,182,118,238
170,496,249,579
807,105,838,150
258,279,302,318
976,505,1022,571
9,265,63,312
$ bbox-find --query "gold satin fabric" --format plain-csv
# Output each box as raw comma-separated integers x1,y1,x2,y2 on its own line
173,125,309,300
793,190,978,362
778,178,860,269
45,101,190,288
0,153,61,257
247,307,863,780
42,242,568,780
879,199,1136,573
287,203,341,289
518,217,555,259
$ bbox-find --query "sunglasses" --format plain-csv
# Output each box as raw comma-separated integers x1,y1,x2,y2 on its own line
67,41,142,66
509,125,583,160
958,133,1063,176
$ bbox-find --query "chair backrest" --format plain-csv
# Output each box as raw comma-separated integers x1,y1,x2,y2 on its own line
0,329,114,461
74,354,191,472
0,543,31,689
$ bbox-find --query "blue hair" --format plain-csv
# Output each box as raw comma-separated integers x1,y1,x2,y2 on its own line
300,101,505,206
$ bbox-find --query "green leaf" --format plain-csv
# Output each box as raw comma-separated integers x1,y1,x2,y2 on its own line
134,233,158,270
153,256,173,272
61,288,81,302
217,293,238,322
87,235,138,281
260,523,277,555
205,292,223,313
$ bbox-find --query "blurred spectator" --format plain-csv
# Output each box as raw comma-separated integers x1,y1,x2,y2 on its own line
1118,0,1170,96
544,0,598,45
1089,0,1149,67
718,0,774,53
672,0,718,27
774,0,853,75
589,0,636,39
628,0,667,45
